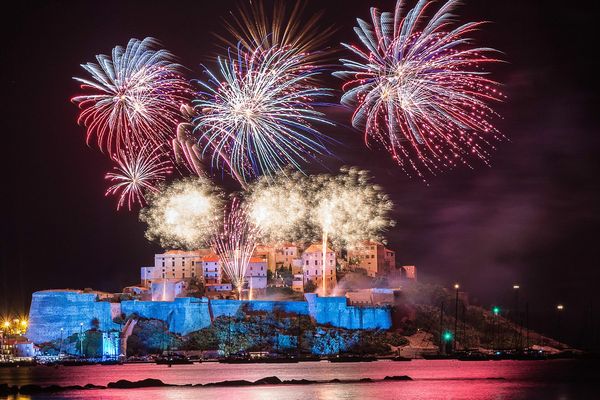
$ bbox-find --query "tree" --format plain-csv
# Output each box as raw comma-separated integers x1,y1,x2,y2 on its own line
187,277,205,298
304,280,317,293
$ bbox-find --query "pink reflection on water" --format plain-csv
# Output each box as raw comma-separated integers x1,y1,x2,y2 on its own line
0,360,597,400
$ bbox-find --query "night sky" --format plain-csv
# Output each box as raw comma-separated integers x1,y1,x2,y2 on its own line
2,1,597,345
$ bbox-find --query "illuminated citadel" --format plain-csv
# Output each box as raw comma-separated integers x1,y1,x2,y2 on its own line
26,244,417,352
20,0,499,360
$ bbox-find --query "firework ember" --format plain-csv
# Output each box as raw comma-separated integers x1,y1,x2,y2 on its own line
104,144,172,211
72,37,190,154
334,0,503,178
140,178,223,249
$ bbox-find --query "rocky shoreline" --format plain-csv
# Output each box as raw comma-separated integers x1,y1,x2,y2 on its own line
0,375,412,395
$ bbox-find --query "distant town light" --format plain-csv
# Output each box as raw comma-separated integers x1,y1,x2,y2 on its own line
492,306,500,315
513,284,520,290
454,283,460,290
556,304,564,311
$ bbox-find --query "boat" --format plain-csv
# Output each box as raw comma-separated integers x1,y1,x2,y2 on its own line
99,359,123,365
219,356,299,364
457,351,490,361
155,355,193,365
391,356,412,362
59,358,97,366
327,355,377,363
422,354,457,360
296,355,322,362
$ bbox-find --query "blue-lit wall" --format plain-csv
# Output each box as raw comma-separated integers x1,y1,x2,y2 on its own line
121,297,212,334
26,291,391,344
26,291,121,344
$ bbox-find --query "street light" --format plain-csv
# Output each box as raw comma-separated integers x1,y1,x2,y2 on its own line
556,304,565,343
512,284,521,350
453,283,460,352
59,328,64,359
492,306,501,350
79,323,84,358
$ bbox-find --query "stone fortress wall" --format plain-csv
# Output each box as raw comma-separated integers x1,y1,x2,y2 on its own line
26,290,392,344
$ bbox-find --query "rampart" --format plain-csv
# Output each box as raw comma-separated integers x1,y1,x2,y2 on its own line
26,290,392,344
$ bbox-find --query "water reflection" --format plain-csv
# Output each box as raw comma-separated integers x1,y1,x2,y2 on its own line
1,360,599,400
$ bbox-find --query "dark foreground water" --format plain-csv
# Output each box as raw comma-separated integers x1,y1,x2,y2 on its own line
2,359,599,400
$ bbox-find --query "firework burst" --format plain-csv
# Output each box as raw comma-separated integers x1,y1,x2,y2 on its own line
140,178,223,249
334,0,504,178
311,167,395,294
193,44,335,184
105,145,173,211
212,198,260,299
245,170,312,244
311,167,395,247
73,37,190,154
220,0,335,70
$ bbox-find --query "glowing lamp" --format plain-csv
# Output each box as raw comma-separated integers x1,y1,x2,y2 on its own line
442,330,453,342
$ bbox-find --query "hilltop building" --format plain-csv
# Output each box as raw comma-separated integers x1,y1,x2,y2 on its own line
275,243,299,269
401,265,417,280
136,241,413,301
347,241,396,277
141,250,212,286
150,279,187,302
254,244,277,272
301,244,337,291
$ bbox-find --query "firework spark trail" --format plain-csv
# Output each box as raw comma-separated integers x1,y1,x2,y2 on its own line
193,45,335,185
140,178,223,250
245,170,312,244
212,198,260,299
334,0,504,179
105,144,173,211
311,167,395,294
73,37,190,154
221,0,335,70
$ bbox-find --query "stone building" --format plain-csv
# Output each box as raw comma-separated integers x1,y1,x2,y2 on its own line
245,257,268,294
301,244,337,291
347,241,396,277
141,250,212,286
275,243,299,269
201,255,221,284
